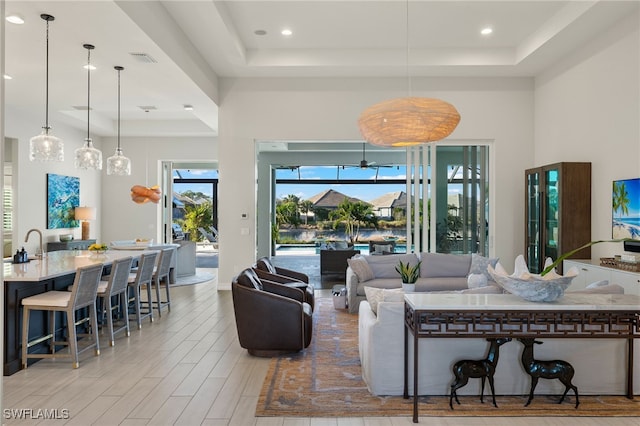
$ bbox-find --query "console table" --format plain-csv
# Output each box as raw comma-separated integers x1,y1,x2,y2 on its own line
403,293,640,423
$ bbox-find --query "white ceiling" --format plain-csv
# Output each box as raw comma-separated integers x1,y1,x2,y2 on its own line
4,1,638,139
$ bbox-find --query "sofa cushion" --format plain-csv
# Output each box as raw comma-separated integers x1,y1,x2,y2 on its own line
371,243,393,254
363,286,404,314
365,253,419,278
419,253,471,278
469,253,499,282
347,255,374,282
356,278,402,297
414,277,469,292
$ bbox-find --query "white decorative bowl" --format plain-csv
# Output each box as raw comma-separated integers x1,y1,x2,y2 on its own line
59,234,73,242
487,255,578,302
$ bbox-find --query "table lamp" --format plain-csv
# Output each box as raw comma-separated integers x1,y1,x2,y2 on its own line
75,206,96,240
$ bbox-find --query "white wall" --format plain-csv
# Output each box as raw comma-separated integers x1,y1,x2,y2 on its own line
534,12,640,260
99,135,217,243
4,107,102,254
217,77,535,287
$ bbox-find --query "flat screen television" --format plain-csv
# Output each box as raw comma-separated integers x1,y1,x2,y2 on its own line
612,177,640,240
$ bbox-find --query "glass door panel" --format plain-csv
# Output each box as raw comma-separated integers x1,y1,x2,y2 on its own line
526,171,540,273
544,169,559,264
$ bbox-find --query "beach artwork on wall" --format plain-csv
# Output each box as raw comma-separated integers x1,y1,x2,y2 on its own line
612,177,640,240
47,173,80,229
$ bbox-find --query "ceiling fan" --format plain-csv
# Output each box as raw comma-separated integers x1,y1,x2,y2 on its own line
342,143,395,170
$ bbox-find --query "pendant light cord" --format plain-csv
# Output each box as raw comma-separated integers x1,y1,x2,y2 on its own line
406,0,411,96
117,67,121,150
86,48,91,142
45,19,50,130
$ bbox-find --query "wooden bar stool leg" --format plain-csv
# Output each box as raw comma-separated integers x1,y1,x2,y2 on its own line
68,310,79,368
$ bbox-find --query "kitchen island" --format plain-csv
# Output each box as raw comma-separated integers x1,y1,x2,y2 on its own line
3,249,149,375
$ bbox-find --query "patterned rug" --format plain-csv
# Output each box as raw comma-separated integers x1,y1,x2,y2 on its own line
256,297,640,417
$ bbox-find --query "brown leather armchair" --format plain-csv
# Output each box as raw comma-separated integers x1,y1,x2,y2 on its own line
253,257,315,310
255,257,309,283
231,268,313,357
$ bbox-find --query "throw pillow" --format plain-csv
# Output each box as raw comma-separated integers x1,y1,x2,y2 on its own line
467,273,488,288
347,255,374,282
364,286,404,314
469,253,499,282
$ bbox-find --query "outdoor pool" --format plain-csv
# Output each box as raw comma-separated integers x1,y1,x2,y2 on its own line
275,243,407,256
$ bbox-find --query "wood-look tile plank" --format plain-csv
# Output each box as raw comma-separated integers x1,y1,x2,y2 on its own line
174,351,224,396
92,377,162,425
61,395,120,425
127,363,195,419
148,396,192,425
174,377,226,426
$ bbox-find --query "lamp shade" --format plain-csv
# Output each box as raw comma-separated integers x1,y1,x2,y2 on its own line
74,206,96,221
357,97,461,147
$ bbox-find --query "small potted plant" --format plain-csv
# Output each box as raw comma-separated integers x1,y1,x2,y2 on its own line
395,260,421,292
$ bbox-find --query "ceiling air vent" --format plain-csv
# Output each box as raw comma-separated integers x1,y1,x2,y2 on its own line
129,52,157,63
138,106,157,112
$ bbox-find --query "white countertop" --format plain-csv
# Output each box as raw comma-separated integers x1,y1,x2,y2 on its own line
3,249,152,282
404,292,640,311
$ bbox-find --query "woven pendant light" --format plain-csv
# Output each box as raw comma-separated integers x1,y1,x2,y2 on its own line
357,1,460,147
358,97,460,147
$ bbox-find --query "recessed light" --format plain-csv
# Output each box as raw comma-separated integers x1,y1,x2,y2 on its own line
183,105,194,111
83,65,97,70
281,28,293,36
6,15,25,25
3,74,12,80
481,27,493,36
254,29,267,36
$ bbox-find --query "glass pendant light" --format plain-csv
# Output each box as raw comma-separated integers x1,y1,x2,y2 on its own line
75,44,102,170
29,14,64,162
106,66,131,175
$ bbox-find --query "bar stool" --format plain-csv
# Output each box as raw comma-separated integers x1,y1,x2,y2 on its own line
21,263,104,369
97,256,133,346
127,251,158,330
152,248,174,317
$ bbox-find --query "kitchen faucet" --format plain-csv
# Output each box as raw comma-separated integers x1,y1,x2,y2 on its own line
25,228,45,259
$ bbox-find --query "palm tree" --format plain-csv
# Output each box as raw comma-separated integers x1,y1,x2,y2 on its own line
613,181,630,218
300,200,314,225
329,199,377,243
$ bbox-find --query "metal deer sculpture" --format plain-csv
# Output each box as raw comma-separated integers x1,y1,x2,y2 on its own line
518,338,580,408
449,337,512,409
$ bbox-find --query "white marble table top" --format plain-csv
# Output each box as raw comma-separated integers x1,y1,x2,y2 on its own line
404,292,640,311
3,249,154,282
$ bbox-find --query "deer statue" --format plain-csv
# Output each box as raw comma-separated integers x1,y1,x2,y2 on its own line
518,338,580,408
449,337,512,409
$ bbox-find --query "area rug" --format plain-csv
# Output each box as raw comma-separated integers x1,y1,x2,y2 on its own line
173,269,216,286
256,297,640,418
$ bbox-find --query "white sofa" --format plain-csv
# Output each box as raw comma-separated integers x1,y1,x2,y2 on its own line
347,252,495,313
358,283,640,397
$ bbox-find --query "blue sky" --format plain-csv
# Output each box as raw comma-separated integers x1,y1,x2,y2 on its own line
275,165,408,202
172,166,467,203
